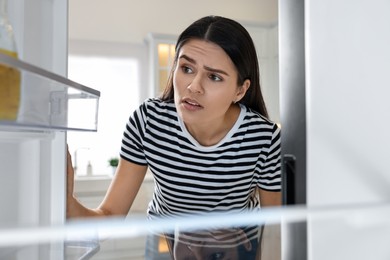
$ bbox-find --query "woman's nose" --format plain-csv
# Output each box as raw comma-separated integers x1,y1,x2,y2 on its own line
187,74,203,94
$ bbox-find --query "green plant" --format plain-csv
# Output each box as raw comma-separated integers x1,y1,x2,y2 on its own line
108,157,119,167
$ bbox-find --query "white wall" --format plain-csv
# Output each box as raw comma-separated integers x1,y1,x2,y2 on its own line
68,40,149,101
247,24,280,123
68,0,278,44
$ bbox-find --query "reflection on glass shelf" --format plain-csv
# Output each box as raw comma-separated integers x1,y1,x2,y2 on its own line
1,203,390,259
0,53,100,132
65,240,100,260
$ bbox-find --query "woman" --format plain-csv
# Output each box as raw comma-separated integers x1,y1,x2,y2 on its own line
67,15,281,257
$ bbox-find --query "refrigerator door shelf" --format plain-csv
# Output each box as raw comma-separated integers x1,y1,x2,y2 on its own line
0,128,54,142
0,53,100,132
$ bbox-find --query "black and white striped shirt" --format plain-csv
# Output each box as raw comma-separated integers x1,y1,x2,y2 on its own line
120,98,281,219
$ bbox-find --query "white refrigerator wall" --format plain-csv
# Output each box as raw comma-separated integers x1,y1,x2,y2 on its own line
306,0,390,259
306,0,390,208
0,0,68,230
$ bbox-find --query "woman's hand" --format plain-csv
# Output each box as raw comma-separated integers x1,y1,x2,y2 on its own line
66,146,75,200
65,147,148,219
66,145,79,219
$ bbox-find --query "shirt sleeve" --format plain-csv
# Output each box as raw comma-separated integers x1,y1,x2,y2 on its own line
257,124,282,191
119,101,149,165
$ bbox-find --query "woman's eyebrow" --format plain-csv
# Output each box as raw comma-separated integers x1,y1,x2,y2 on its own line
203,65,229,76
179,54,196,64
179,54,229,76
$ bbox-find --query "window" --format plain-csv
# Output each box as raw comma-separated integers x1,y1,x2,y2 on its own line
67,55,140,176
146,33,176,96
157,43,175,95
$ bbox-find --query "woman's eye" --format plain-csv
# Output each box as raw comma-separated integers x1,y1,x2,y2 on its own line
210,252,225,260
181,66,193,74
209,74,222,82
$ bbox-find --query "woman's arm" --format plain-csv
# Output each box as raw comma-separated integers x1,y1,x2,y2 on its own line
258,189,281,207
66,151,147,219
256,189,282,260
97,158,148,216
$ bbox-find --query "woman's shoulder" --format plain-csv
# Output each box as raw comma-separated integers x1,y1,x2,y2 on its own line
136,98,173,112
138,98,177,120
142,98,175,109
240,105,281,142
241,104,276,128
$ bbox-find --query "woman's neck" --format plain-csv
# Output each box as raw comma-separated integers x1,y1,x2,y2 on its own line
185,104,241,146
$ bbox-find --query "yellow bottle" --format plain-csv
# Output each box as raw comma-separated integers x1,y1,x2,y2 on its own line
0,0,21,121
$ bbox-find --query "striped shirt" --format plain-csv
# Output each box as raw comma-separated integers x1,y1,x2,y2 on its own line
120,98,281,219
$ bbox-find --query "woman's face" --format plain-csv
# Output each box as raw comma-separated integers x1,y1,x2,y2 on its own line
173,39,249,128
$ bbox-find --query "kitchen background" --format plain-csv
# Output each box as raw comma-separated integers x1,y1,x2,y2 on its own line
67,0,280,259
67,0,279,177
2,0,390,259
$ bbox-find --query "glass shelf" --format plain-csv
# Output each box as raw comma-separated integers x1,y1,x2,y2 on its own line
0,53,100,132
1,203,390,260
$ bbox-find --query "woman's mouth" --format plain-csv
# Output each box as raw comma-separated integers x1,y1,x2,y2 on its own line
182,98,203,111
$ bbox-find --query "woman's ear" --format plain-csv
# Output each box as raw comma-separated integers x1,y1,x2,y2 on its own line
235,79,251,103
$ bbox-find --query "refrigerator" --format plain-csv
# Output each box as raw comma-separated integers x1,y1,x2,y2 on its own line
0,0,99,259
279,0,390,259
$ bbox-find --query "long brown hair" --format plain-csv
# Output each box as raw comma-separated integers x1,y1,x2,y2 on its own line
160,15,269,118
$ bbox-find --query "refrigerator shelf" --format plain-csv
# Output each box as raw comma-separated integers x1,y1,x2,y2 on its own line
0,128,54,142
0,53,100,132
